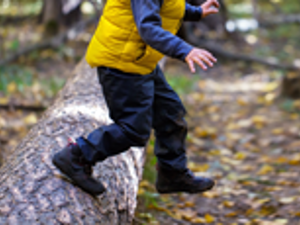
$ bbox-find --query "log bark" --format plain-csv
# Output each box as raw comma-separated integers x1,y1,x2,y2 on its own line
0,59,145,225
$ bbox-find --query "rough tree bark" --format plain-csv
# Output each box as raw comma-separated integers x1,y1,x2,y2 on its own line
0,59,145,225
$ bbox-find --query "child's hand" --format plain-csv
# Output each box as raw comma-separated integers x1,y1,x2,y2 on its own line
185,48,217,73
201,0,220,18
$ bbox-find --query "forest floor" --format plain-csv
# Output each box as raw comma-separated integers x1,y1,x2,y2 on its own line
134,61,300,225
2,56,300,225
1,16,300,225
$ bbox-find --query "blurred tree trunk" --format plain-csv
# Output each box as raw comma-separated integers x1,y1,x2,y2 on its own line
40,0,82,36
179,0,228,42
281,73,300,99
0,59,145,224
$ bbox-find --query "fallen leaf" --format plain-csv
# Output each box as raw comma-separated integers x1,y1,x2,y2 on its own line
23,113,38,125
7,82,17,94
257,165,274,175
205,214,215,223
0,97,9,104
278,196,297,204
188,162,210,172
271,128,284,135
223,200,235,208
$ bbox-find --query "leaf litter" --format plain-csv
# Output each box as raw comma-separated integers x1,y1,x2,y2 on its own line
136,64,300,225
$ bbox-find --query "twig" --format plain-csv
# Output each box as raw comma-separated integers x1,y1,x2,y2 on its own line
132,217,146,225
0,15,37,24
0,104,46,111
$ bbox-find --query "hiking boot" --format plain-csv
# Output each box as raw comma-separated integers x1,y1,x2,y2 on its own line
52,138,105,196
155,165,215,194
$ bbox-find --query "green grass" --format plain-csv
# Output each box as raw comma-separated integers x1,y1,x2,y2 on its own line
165,73,199,95
40,76,66,98
0,65,33,93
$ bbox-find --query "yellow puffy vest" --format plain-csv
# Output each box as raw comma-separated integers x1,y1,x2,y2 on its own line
86,0,186,75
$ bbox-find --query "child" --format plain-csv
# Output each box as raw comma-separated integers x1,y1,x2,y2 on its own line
53,0,220,195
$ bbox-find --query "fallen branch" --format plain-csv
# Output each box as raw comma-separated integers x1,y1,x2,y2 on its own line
0,15,37,24
191,38,300,71
259,14,300,27
0,104,46,111
0,16,98,67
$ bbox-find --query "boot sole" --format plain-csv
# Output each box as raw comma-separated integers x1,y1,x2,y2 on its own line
52,153,105,196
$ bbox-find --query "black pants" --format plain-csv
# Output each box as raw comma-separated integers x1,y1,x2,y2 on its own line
76,66,187,171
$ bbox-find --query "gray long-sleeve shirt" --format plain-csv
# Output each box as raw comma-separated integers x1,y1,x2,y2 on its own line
131,0,202,61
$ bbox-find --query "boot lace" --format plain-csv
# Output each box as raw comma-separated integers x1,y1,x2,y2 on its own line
183,169,194,179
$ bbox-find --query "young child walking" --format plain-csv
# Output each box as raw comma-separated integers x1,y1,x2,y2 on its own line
53,0,220,195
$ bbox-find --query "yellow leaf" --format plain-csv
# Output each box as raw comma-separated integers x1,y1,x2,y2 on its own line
185,201,195,207
23,113,38,125
226,123,239,130
272,128,284,135
139,180,151,188
188,162,209,172
290,113,299,120
137,188,145,195
275,157,288,164
288,154,300,165
191,93,205,102
203,191,218,198
251,115,267,128
207,106,220,113
293,100,300,107
226,211,238,217
180,209,197,221
264,93,276,105
259,205,276,216
294,211,300,216
223,201,235,208
234,152,247,160
194,127,217,139
263,82,279,92
7,82,17,94
237,98,248,106
192,217,206,223
257,165,274,175
205,214,215,223
0,97,9,104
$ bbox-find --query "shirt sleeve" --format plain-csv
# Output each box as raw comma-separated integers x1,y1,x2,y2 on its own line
131,0,193,61
184,3,202,21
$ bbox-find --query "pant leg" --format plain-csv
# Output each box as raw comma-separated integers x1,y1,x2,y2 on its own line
77,67,154,164
152,66,187,171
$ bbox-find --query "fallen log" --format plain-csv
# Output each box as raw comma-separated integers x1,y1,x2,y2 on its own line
0,59,145,224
